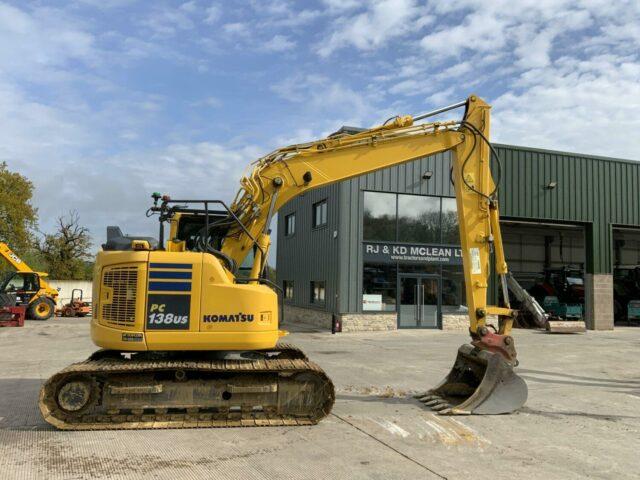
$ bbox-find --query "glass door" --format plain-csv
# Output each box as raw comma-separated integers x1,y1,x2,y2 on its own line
398,275,440,328
398,276,419,327
419,277,439,327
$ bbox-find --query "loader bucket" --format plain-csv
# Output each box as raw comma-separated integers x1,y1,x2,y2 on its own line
416,344,527,415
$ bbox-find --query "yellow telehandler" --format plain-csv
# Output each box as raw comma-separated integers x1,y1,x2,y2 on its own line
40,95,527,430
0,243,58,320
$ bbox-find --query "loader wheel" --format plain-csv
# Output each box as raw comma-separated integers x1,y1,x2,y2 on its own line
29,298,55,321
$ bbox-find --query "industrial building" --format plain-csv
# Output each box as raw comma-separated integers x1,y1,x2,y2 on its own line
276,144,640,332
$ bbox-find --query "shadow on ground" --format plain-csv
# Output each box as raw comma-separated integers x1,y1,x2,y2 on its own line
518,368,640,392
0,378,52,431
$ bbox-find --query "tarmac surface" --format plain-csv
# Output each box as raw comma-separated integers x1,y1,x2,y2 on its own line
1,318,639,479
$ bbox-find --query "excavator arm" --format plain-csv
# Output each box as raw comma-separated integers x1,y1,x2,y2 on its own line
216,95,528,414
222,95,515,340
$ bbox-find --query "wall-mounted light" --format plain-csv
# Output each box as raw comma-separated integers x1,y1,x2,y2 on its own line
545,181,557,190
422,171,433,180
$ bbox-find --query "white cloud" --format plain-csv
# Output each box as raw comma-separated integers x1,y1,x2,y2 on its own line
248,0,320,28
72,0,138,8
222,22,249,36
320,0,361,12
261,34,296,52
190,96,222,108
141,4,196,37
180,1,198,13
362,0,640,164
0,4,95,78
272,74,371,122
419,11,508,59
317,0,430,57
493,54,640,158
418,1,597,69
204,3,221,24
425,86,455,106
0,81,94,161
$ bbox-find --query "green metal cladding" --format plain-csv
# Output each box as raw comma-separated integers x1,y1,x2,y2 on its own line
495,144,640,273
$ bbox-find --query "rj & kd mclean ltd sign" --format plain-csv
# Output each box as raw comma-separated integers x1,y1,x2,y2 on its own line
363,241,463,265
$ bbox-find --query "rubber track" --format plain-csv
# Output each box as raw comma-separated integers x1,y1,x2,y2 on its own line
39,347,334,431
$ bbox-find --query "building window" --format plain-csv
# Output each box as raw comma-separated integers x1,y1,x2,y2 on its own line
284,213,295,236
310,281,326,304
398,194,440,243
283,280,294,300
363,191,460,244
312,200,327,228
362,263,397,311
363,191,396,241
440,198,459,244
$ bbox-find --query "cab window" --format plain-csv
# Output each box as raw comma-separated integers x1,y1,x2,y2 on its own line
2,273,38,292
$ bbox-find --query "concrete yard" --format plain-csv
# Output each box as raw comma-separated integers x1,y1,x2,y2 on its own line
1,319,638,480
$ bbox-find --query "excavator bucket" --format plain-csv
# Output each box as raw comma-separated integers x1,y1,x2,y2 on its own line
416,344,527,415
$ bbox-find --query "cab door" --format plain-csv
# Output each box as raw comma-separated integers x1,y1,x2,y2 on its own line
2,272,40,305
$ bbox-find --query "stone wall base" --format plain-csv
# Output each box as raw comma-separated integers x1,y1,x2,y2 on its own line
340,313,396,332
441,314,469,331
283,306,472,332
282,305,333,329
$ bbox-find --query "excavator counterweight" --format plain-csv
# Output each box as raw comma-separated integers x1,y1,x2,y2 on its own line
40,95,527,430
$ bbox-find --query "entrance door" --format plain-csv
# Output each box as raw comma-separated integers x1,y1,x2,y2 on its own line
398,275,439,328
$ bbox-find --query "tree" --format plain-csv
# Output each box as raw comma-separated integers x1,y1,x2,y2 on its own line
0,162,38,252
38,211,93,280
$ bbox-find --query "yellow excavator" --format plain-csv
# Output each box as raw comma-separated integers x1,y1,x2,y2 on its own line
40,95,527,430
0,243,58,320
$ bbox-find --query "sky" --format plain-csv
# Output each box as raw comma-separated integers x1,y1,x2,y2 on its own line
1,0,639,261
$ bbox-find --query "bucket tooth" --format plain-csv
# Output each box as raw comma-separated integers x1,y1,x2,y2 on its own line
422,344,528,415
419,394,437,401
431,402,451,411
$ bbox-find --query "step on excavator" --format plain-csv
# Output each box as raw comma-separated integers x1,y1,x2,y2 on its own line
40,95,528,430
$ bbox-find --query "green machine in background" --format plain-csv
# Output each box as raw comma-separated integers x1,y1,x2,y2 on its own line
543,296,583,320
628,300,640,322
